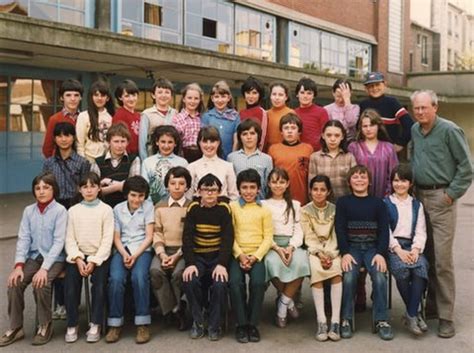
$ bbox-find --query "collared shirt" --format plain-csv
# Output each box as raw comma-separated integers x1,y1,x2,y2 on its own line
43,151,90,200
114,200,155,254
90,151,141,177
61,107,79,121
238,197,262,207
172,108,201,148
139,105,177,160
227,148,273,199
15,200,68,271
168,195,187,207
201,107,240,159
411,116,472,199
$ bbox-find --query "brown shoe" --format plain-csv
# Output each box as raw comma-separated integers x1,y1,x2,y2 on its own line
0,327,24,347
135,325,150,344
105,327,122,343
32,322,53,346
287,305,300,320
275,315,287,328
438,319,455,338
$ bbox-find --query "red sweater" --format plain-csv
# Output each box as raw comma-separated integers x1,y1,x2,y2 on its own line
42,111,77,158
294,104,329,152
239,105,268,150
113,107,140,154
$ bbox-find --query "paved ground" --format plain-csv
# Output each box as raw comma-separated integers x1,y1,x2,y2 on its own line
0,188,473,353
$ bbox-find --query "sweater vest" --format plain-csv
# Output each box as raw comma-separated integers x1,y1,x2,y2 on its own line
384,197,420,238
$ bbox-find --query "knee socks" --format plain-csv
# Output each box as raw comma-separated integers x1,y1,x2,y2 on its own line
312,287,326,323
330,282,342,324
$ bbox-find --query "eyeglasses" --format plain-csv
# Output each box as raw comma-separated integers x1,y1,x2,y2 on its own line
200,187,220,194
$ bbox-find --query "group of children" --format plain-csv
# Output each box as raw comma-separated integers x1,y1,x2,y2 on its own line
1,72,431,347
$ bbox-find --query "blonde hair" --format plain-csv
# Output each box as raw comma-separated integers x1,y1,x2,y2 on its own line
179,83,204,114
207,80,234,109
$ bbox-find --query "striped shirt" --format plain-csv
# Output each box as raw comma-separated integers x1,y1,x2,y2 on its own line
172,108,201,148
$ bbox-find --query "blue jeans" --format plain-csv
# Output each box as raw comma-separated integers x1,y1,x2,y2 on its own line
341,243,388,322
107,251,153,326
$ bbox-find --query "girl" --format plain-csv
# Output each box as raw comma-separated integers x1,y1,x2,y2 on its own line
239,76,268,151
76,81,115,162
308,120,357,202
301,175,342,342
64,172,114,343
171,83,205,163
385,164,429,336
186,126,238,200
266,81,295,149
202,80,240,159
262,168,310,328
141,125,188,204
113,79,141,155
0,173,67,347
348,109,398,198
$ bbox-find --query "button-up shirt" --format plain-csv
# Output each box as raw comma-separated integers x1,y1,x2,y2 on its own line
172,109,201,148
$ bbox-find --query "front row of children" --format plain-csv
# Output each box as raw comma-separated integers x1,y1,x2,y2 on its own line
1,163,429,346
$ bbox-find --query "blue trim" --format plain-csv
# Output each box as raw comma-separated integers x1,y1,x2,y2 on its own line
85,0,95,28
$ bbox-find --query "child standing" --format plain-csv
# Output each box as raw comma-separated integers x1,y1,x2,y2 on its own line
266,81,295,149
182,174,234,341
268,113,313,205
308,120,356,202
239,76,268,151
76,80,115,162
150,167,192,331
105,176,154,344
187,126,239,200
141,125,188,204
0,173,67,347
64,172,114,343
202,80,240,159
324,79,359,142
262,168,310,329
227,119,273,199
385,164,429,336
91,123,141,208
139,78,177,161
113,79,141,155
348,109,398,198
172,83,205,163
229,169,273,343
294,77,329,152
43,79,83,158
301,175,342,342
335,165,393,341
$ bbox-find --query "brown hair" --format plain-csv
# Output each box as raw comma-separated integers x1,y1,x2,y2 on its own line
32,172,59,200
207,80,234,109
106,122,131,142
356,109,391,142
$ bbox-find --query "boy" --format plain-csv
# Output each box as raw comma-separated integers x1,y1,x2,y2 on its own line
182,173,234,341
43,79,83,158
229,169,273,343
106,176,154,344
91,122,141,208
139,77,177,161
335,165,393,340
227,119,273,199
294,77,329,152
359,72,413,154
113,79,141,155
268,113,313,205
150,167,192,330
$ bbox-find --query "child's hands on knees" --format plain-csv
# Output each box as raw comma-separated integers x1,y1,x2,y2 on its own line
183,265,198,282
7,267,24,288
342,254,357,272
394,247,411,264
32,268,48,289
371,254,387,272
212,264,228,282
75,258,88,277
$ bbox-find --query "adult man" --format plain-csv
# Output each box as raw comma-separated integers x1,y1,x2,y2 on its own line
410,90,472,338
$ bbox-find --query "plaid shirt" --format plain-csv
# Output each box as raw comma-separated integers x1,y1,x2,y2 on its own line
171,109,201,148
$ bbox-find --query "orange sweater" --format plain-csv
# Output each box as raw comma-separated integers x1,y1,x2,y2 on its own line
266,106,295,148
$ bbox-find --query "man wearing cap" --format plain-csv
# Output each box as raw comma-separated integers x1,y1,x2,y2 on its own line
359,72,414,154
410,90,472,338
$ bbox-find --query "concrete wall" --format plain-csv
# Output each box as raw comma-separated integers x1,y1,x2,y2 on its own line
407,71,474,96
438,103,474,154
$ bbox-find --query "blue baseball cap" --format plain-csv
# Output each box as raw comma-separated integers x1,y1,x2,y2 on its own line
364,72,385,85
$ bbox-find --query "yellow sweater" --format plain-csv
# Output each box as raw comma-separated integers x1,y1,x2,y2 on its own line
230,200,273,261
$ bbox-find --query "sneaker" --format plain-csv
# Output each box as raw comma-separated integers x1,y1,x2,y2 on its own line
32,322,53,345
287,305,300,320
136,325,150,344
375,321,394,341
403,313,423,336
275,315,287,328
52,305,67,320
65,326,78,343
438,319,455,338
0,327,24,347
235,325,249,343
86,323,101,343
340,319,353,339
315,322,328,342
294,290,304,309
190,321,204,339
248,325,260,343
208,327,221,341
328,322,341,341
105,327,121,343
417,313,428,332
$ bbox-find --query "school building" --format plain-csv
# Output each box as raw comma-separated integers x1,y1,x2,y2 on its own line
0,0,472,193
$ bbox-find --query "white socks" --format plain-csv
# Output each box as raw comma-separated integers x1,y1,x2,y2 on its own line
312,287,326,323
331,282,342,324
278,294,291,318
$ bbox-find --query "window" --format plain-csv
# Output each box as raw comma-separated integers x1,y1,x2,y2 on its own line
348,41,371,79
421,35,428,65
288,22,320,69
235,5,275,61
388,0,402,73
144,2,162,26
448,12,452,35
417,34,421,46
203,18,217,38
321,33,347,75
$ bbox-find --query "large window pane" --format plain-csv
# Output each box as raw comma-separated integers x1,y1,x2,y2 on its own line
60,8,84,26
122,0,142,22
61,0,85,10
30,2,57,22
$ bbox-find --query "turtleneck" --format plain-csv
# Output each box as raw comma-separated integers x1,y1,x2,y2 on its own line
37,199,54,214
81,198,101,207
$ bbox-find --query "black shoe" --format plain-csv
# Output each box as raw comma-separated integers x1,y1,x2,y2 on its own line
340,319,353,339
248,325,260,343
375,321,394,341
190,322,204,339
208,327,221,341
235,325,249,343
